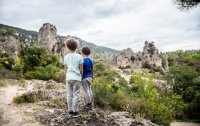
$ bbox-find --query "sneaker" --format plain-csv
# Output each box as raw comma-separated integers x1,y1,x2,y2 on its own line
82,103,93,110
72,111,80,118
68,110,73,116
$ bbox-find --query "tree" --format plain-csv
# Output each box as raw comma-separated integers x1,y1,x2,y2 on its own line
176,0,200,10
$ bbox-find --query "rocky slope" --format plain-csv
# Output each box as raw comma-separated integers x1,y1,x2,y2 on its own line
0,79,158,126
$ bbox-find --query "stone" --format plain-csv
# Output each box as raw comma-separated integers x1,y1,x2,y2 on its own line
106,112,158,126
34,109,107,126
37,23,57,52
114,41,167,73
0,34,20,59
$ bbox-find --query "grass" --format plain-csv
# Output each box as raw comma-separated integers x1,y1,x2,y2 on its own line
13,92,41,104
0,80,5,87
49,97,66,109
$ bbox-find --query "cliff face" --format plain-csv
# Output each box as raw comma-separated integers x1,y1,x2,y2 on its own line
0,32,21,59
37,23,57,52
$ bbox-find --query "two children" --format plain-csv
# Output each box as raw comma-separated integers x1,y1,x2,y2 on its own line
64,38,93,117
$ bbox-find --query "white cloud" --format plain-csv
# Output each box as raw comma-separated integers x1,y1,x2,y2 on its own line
0,0,200,52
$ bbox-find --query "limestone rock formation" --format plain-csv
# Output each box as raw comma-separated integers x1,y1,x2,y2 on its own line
114,41,168,72
37,23,57,52
106,112,158,126
0,33,20,59
37,23,83,63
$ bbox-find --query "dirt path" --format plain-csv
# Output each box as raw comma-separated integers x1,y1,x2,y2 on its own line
0,84,43,126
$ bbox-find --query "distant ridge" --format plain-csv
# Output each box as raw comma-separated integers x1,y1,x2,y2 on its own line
0,23,118,54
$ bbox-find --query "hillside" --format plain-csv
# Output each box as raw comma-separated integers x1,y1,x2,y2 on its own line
0,23,117,54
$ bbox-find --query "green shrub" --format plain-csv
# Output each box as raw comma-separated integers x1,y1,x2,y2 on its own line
22,45,46,72
50,97,66,109
53,69,66,83
13,93,40,104
92,78,126,110
0,80,5,87
129,73,184,125
0,53,15,70
39,53,60,67
152,66,165,75
130,56,136,61
0,67,18,79
7,28,16,36
25,64,60,80
13,56,24,78
22,45,60,72
93,62,128,110
93,65,184,125
142,61,151,69
168,64,198,100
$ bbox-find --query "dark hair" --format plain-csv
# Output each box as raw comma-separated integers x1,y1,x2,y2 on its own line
82,46,91,55
65,39,78,51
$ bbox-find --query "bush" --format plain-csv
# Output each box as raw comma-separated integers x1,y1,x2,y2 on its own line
53,69,66,83
142,61,151,69
13,56,24,78
130,56,136,61
39,53,60,67
22,45,46,72
92,78,126,110
128,73,185,125
0,53,15,70
22,45,60,72
92,62,184,125
13,92,40,104
0,67,18,79
25,64,60,80
0,80,5,87
93,62,128,109
168,64,198,100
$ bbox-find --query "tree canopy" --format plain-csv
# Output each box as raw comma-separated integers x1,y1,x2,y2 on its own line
176,0,200,10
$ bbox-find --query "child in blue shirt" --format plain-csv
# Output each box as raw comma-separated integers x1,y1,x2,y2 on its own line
81,45,94,110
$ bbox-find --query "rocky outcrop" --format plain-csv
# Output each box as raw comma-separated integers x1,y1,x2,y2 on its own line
34,109,106,126
37,23,82,63
0,33,20,59
114,41,168,73
106,112,158,126
34,110,158,126
37,23,57,52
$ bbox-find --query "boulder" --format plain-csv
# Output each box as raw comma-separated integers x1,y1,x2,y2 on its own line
106,112,158,126
0,34,20,59
37,23,57,52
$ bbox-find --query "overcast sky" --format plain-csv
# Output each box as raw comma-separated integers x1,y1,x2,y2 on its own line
0,0,200,52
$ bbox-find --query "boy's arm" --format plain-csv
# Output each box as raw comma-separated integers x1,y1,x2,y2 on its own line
92,66,94,82
80,64,83,76
64,64,68,73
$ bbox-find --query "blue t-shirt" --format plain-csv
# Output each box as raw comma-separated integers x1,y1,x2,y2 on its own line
82,57,93,79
